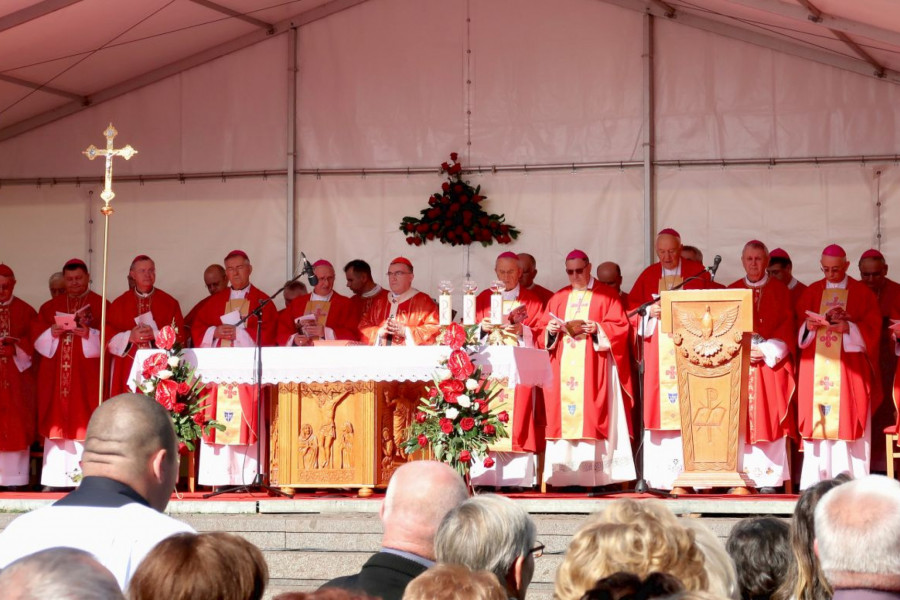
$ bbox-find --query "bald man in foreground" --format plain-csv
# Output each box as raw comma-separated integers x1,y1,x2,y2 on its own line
0,393,194,589
320,461,469,600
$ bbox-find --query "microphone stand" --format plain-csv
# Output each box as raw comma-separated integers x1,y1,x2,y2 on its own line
590,269,710,498
203,270,309,499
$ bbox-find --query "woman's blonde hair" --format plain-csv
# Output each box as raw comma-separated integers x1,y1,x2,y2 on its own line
403,564,507,600
554,499,708,600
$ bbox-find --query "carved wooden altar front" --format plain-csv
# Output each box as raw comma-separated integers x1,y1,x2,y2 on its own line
270,380,428,492
660,289,753,489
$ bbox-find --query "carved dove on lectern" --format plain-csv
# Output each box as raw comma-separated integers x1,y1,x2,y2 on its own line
677,304,740,358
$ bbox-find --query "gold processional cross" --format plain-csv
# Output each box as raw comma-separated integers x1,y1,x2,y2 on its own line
83,123,138,215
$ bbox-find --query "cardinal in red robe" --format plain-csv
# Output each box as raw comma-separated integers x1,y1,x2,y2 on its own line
0,264,37,486
106,255,185,397
277,260,359,345
359,257,440,346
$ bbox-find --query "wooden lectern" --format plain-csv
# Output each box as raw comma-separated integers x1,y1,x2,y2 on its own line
660,289,754,490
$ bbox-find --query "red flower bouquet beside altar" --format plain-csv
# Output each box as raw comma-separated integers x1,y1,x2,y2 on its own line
399,152,520,247
136,324,224,452
403,323,509,476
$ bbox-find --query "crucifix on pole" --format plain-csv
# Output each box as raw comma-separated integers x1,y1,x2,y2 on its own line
83,123,138,406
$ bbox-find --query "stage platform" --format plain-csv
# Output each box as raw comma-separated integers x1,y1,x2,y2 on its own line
0,491,797,599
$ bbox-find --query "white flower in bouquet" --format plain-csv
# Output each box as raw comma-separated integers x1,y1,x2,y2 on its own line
141,381,155,394
445,407,459,420
457,395,472,408
435,367,453,381
465,378,479,391
156,369,173,380
167,356,180,368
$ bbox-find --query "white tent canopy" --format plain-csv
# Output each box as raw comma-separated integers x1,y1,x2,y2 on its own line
1,0,899,312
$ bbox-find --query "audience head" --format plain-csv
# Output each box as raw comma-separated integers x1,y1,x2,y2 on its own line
274,591,375,600
312,260,336,296
81,393,179,512
434,494,537,600
128,532,268,600
403,564,507,600
579,571,685,600
283,280,308,305
62,258,90,297
682,518,739,600
819,244,849,284
129,255,156,294
681,245,703,264
815,474,900,591
554,499,708,600
741,240,769,283
0,547,124,600
858,249,889,293
0,264,15,303
386,257,415,295
204,264,228,295
380,460,468,560
224,250,253,291
595,262,623,293
774,474,850,600
727,516,791,600
656,229,683,270
344,259,375,295
565,249,592,291
49,271,66,298
494,252,522,291
766,249,793,283
517,253,538,288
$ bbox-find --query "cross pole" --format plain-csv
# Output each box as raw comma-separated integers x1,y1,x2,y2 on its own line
83,123,138,406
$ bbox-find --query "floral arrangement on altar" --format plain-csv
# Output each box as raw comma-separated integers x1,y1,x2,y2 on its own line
399,152,520,247
403,323,509,476
136,325,225,452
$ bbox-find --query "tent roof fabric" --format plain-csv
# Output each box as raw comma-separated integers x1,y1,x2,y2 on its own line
1,0,899,141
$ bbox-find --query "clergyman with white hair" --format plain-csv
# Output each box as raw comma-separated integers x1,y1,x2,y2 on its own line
0,547,125,600
434,493,539,600
814,474,900,596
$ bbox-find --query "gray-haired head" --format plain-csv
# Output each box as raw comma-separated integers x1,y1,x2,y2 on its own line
434,493,537,595
815,474,900,590
0,547,124,599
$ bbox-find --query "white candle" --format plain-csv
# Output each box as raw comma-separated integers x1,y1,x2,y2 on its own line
490,293,503,325
439,294,452,326
463,294,476,325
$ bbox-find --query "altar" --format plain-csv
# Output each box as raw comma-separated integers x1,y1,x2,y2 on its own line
131,346,552,492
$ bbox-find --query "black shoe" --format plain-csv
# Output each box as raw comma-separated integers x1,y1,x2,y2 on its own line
758,486,778,494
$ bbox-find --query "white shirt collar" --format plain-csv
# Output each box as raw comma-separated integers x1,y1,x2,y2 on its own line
229,286,250,299
500,285,520,300
312,291,333,302
661,262,681,277
362,285,383,299
744,274,768,288
788,277,799,290
825,276,848,289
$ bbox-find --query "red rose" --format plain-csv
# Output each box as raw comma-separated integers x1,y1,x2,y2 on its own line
450,152,458,161
473,195,483,203
176,381,191,395
178,442,188,455
426,233,435,241
454,184,463,193
155,379,177,410
442,182,450,192
460,417,475,431
428,197,437,206
447,231,456,241
141,352,169,379
415,411,427,423
406,237,416,245
441,161,450,171
431,223,440,231
439,418,454,434
500,224,510,234
428,386,439,399
479,217,489,226
427,208,441,219
483,423,496,435
414,238,422,246
483,456,495,468
459,450,471,463
154,325,177,351
193,412,206,425
447,349,475,381
498,411,510,423
449,164,462,175
418,433,429,447
440,379,464,402
461,233,471,244
443,322,467,350
172,402,186,413
416,223,429,233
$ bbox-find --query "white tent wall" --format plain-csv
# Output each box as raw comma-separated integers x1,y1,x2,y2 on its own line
0,0,898,313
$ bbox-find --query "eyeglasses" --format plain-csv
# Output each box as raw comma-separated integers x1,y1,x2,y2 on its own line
565,267,587,276
527,542,545,558
387,271,412,277
820,266,845,274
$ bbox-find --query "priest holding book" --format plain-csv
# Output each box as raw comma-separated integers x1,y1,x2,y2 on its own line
540,249,634,488
359,257,440,346
276,259,359,346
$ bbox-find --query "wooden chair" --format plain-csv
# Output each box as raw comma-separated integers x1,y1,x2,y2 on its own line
886,425,900,480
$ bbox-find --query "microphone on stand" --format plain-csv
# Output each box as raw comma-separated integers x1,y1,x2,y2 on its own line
708,255,722,281
300,252,318,286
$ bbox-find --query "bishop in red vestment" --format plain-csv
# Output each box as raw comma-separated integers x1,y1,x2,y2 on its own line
796,244,880,489
33,259,108,487
0,265,37,486
728,241,797,490
359,257,440,346
183,264,228,338
768,248,807,314
191,250,277,487
344,259,389,325
539,250,634,487
277,260,359,345
107,256,185,397
518,252,555,307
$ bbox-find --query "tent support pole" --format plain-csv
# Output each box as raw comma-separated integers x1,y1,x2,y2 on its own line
642,12,656,265
286,27,298,280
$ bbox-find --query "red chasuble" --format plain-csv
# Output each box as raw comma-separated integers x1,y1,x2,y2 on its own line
628,259,709,429
728,277,797,443
184,295,213,336
474,287,545,333
106,288,185,397
789,280,807,316
872,279,900,464
797,278,880,440
349,288,389,328
276,291,359,346
191,285,277,347
33,292,108,441
540,282,633,441
528,284,554,307
358,292,440,346
0,297,37,451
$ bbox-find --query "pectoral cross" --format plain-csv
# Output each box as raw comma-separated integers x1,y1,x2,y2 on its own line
83,123,138,215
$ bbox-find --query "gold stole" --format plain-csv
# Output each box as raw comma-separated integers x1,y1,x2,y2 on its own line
486,298,525,450
219,298,249,348
214,383,244,445
559,289,592,439
811,289,847,439
305,301,331,333
657,277,681,429
487,299,522,346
